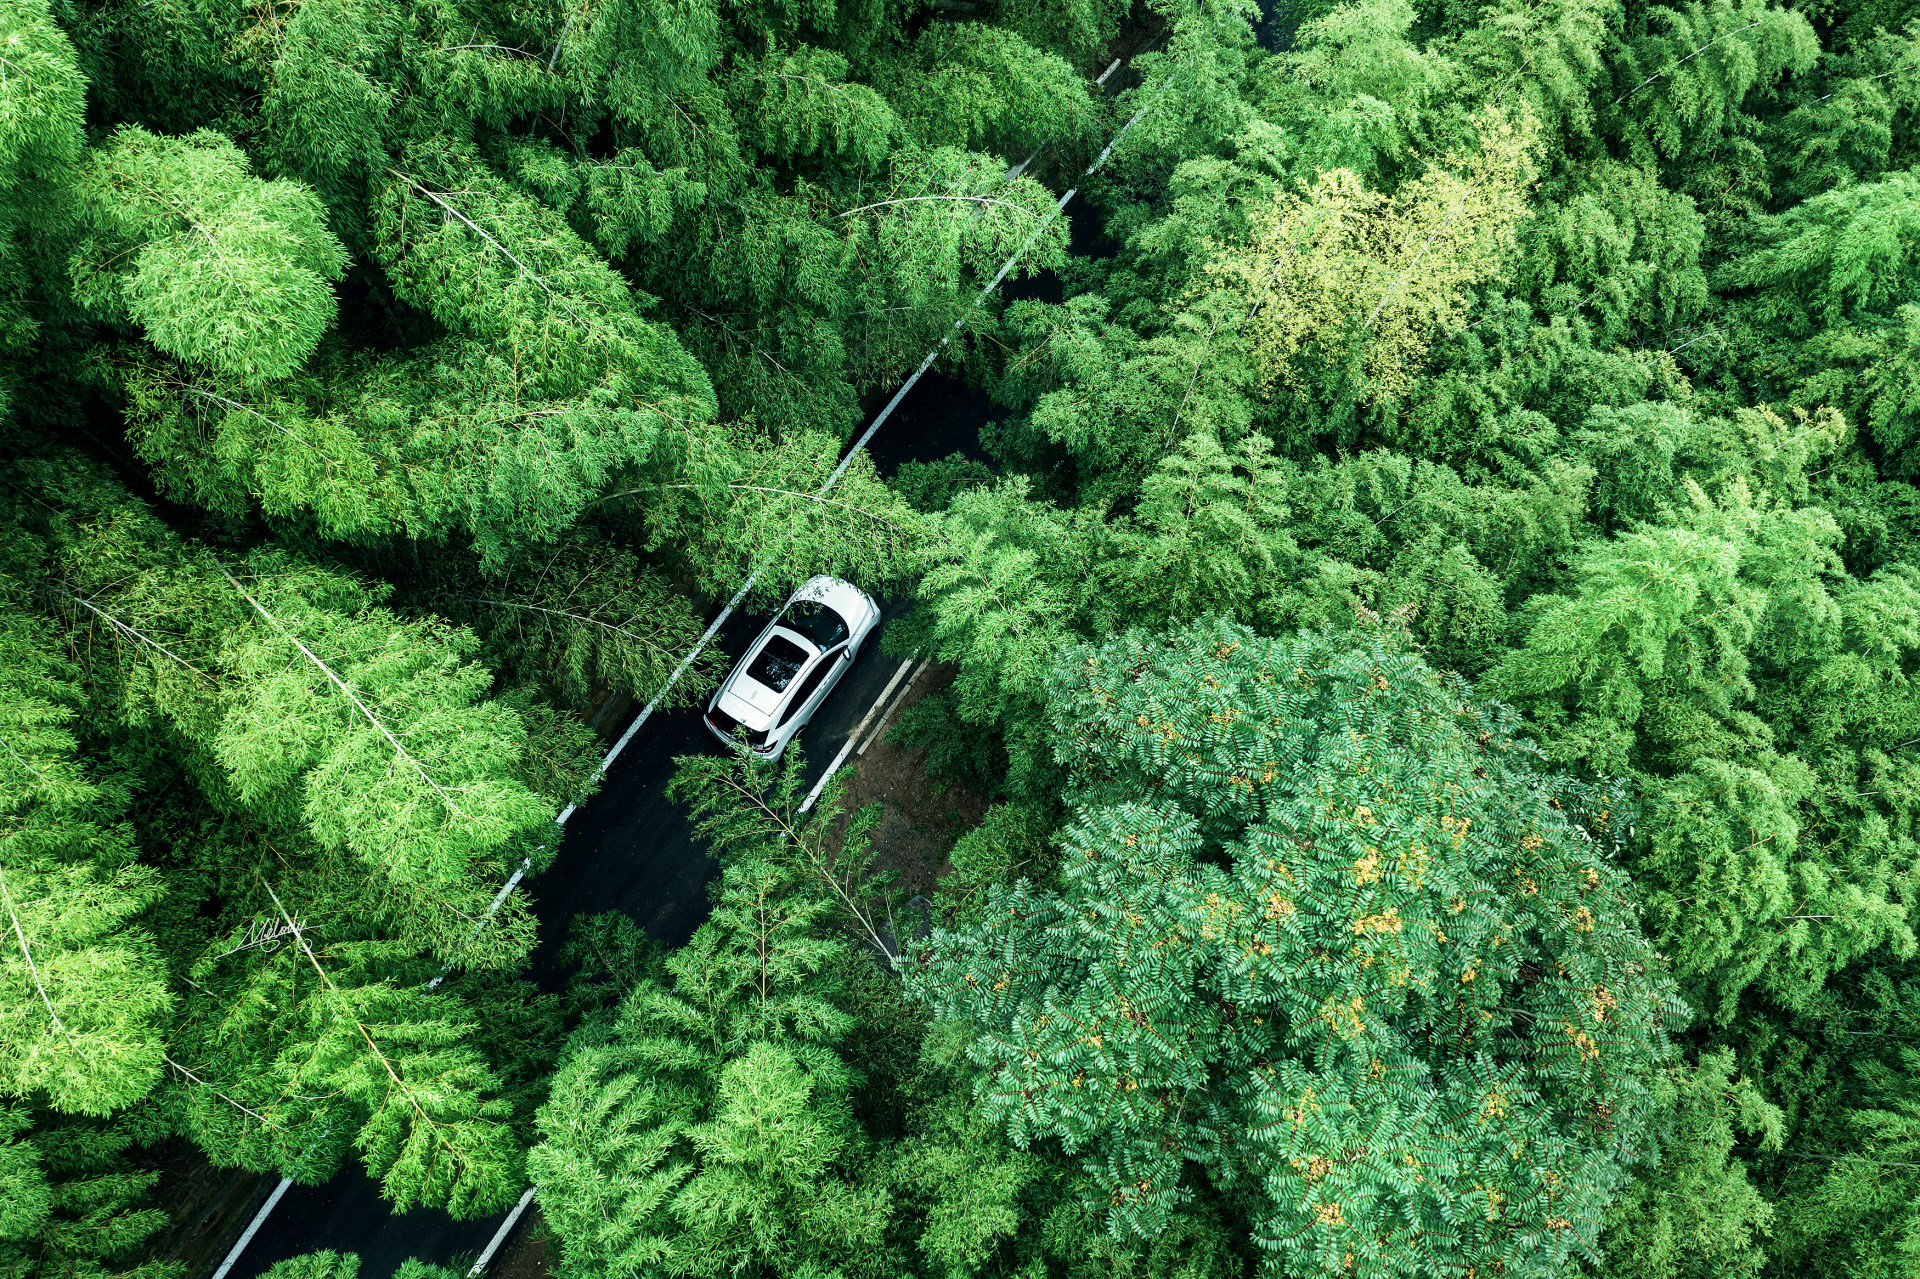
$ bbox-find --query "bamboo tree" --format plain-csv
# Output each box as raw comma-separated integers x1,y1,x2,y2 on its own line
0,615,171,1117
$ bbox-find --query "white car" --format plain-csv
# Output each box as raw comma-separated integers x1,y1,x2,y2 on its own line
704,576,881,761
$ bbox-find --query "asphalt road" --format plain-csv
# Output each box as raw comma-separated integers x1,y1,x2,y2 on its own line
224,373,995,1279
522,588,918,971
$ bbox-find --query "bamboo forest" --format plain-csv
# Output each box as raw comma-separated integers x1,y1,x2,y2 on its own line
5,0,1920,1271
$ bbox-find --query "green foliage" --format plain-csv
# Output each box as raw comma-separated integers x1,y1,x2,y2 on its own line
530,798,887,1278
25,494,557,895
1103,431,1298,625
618,423,930,606
258,1249,462,1279
667,746,895,954
909,619,1682,1275
72,128,348,381
1513,161,1708,348
1592,1051,1780,1279
898,0,1920,1261
1206,109,1539,407
887,687,1014,799
0,0,86,389
1108,0,1260,181
0,1104,179,1279
885,1094,1044,1279
373,151,704,405
0,0,1165,1228
0,0,84,189
0,1109,50,1245
890,453,994,513
910,482,1079,794
0,859,170,1116
212,558,554,885
1722,167,1920,327
0,456,566,1213
934,803,1055,926
260,1252,361,1279
0,616,171,1116
1606,0,1819,181
732,47,900,165
1493,407,1920,1018
175,901,526,1215
884,24,1095,158
558,911,666,1027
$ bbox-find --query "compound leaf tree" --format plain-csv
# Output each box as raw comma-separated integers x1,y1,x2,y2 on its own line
907,618,1682,1278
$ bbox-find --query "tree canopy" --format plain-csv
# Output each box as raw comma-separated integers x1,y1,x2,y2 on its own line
909,621,1679,1275
6,0,1920,1268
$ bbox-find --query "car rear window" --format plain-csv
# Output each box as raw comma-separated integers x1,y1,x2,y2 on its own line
746,634,810,692
783,599,850,649
707,704,768,746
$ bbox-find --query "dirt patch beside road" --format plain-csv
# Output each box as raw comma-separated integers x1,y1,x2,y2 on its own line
487,1207,553,1279
819,660,989,899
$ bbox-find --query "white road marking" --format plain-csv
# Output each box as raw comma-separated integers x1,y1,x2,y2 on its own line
466,1187,538,1278
212,1176,291,1279
858,660,927,756
798,655,919,814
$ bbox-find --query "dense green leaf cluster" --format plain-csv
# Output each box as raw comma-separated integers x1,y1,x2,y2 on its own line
910,622,1679,1274
7,0,1920,1265
0,457,584,1225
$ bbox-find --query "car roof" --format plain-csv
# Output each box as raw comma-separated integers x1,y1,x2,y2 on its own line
717,626,818,730
711,578,873,733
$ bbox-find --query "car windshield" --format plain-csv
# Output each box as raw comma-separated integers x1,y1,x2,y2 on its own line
782,599,849,649
745,634,811,693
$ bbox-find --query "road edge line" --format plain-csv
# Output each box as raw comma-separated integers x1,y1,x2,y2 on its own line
798,654,918,813
211,1176,291,1279
466,1186,538,1278
858,659,927,756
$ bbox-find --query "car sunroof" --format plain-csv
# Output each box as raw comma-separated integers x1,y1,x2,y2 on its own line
746,633,810,693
